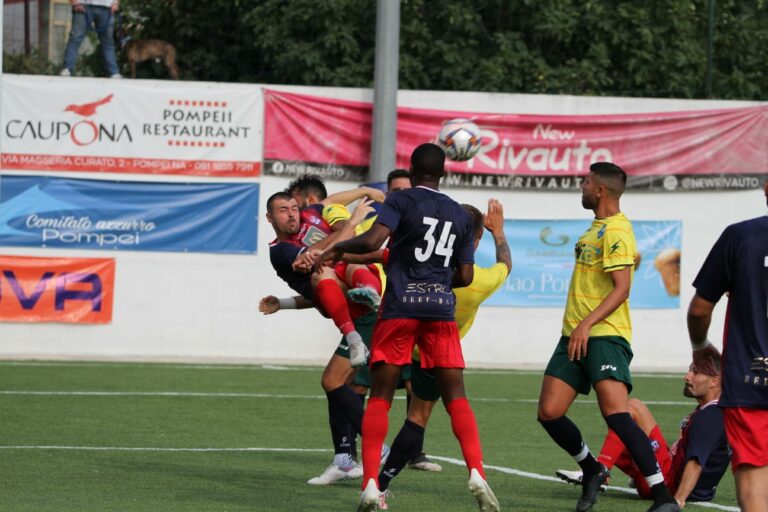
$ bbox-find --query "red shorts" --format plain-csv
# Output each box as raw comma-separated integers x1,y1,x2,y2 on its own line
617,426,674,499
724,407,768,470
369,318,464,369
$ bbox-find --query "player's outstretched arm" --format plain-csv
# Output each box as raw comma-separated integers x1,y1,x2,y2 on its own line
259,295,312,314
314,224,391,273
687,294,722,365
323,186,385,206
673,458,704,508
303,199,376,256
452,262,474,288
484,198,512,273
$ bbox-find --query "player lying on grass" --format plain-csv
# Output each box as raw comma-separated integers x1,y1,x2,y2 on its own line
556,355,729,509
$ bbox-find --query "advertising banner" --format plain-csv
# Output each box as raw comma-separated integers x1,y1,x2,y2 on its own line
0,255,115,323
263,89,767,191
0,175,259,254
1,74,261,177
476,220,682,308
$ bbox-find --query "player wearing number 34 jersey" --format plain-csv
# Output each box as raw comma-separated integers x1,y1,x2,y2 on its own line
317,143,499,512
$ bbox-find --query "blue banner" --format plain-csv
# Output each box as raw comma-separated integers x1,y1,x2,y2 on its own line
0,175,258,254
476,219,682,309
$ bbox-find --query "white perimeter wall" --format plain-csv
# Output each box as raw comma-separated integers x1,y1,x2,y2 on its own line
1,79,765,370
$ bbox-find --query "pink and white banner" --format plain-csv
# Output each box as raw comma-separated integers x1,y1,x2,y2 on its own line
263,90,768,190
2,75,261,177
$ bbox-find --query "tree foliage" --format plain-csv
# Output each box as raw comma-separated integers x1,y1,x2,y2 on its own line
115,0,768,99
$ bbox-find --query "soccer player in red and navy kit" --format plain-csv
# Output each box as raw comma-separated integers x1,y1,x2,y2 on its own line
317,143,499,512
267,191,381,367
687,181,768,512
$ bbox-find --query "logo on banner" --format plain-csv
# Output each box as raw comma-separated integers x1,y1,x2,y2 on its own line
0,270,103,312
5,93,133,147
466,124,614,173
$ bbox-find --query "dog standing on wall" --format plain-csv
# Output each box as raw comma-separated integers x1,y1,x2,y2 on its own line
124,39,179,79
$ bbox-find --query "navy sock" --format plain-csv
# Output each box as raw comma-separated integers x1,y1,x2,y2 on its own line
326,390,353,457
327,385,363,433
604,413,672,502
539,416,602,474
378,420,424,491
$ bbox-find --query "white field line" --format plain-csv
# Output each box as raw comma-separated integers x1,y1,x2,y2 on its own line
0,390,693,406
429,455,739,512
0,361,683,378
0,445,737,511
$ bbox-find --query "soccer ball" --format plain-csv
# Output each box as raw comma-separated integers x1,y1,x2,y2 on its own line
437,119,483,162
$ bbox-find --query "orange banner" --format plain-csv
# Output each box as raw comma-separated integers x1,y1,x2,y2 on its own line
0,255,115,323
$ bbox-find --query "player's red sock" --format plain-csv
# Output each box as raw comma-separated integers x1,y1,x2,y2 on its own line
598,428,626,470
362,397,390,488
314,279,355,336
446,397,486,479
350,268,382,295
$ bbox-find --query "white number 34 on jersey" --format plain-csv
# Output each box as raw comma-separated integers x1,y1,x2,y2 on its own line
415,217,456,267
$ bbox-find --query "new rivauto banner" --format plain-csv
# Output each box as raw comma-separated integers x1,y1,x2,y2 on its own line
0,255,115,323
1,74,260,177
0,176,259,254
263,89,767,191
476,220,682,308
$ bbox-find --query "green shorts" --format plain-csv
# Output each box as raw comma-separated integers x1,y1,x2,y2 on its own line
410,358,440,401
544,336,634,395
334,312,377,387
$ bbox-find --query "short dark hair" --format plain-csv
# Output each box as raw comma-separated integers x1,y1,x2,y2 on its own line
286,174,327,200
461,204,484,240
589,161,627,197
387,169,410,189
410,143,445,180
267,191,294,213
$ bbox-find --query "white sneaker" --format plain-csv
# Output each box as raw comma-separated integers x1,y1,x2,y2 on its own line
307,464,355,485
378,489,391,510
357,478,382,512
347,286,381,311
110,73,123,79
408,453,443,472
555,469,607,492
347,463,363,479
468,468,500,512
347,331,369,367
59,68,71,77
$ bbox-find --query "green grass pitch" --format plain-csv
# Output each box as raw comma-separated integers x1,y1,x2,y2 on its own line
0,361,738,511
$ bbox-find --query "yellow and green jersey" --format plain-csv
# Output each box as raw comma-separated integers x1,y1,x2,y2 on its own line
561,212,637,341
454,262,509,339
322,203,376,235
322,203,385,290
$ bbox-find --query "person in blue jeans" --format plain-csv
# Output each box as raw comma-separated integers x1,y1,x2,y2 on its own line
60,0,122,78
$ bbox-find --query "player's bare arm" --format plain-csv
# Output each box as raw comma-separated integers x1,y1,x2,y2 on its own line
452,262,474,288
686,294,722,366
258,295,313,315
315,223,392,272
568,265,631,361
673,458,704,508
484,198,512,273
293,199,376,272
323,186,385,206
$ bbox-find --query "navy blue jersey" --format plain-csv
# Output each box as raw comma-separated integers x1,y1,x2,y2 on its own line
268,204,332,300
693,216,768,408
375,186,474,320
672,400,730,502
